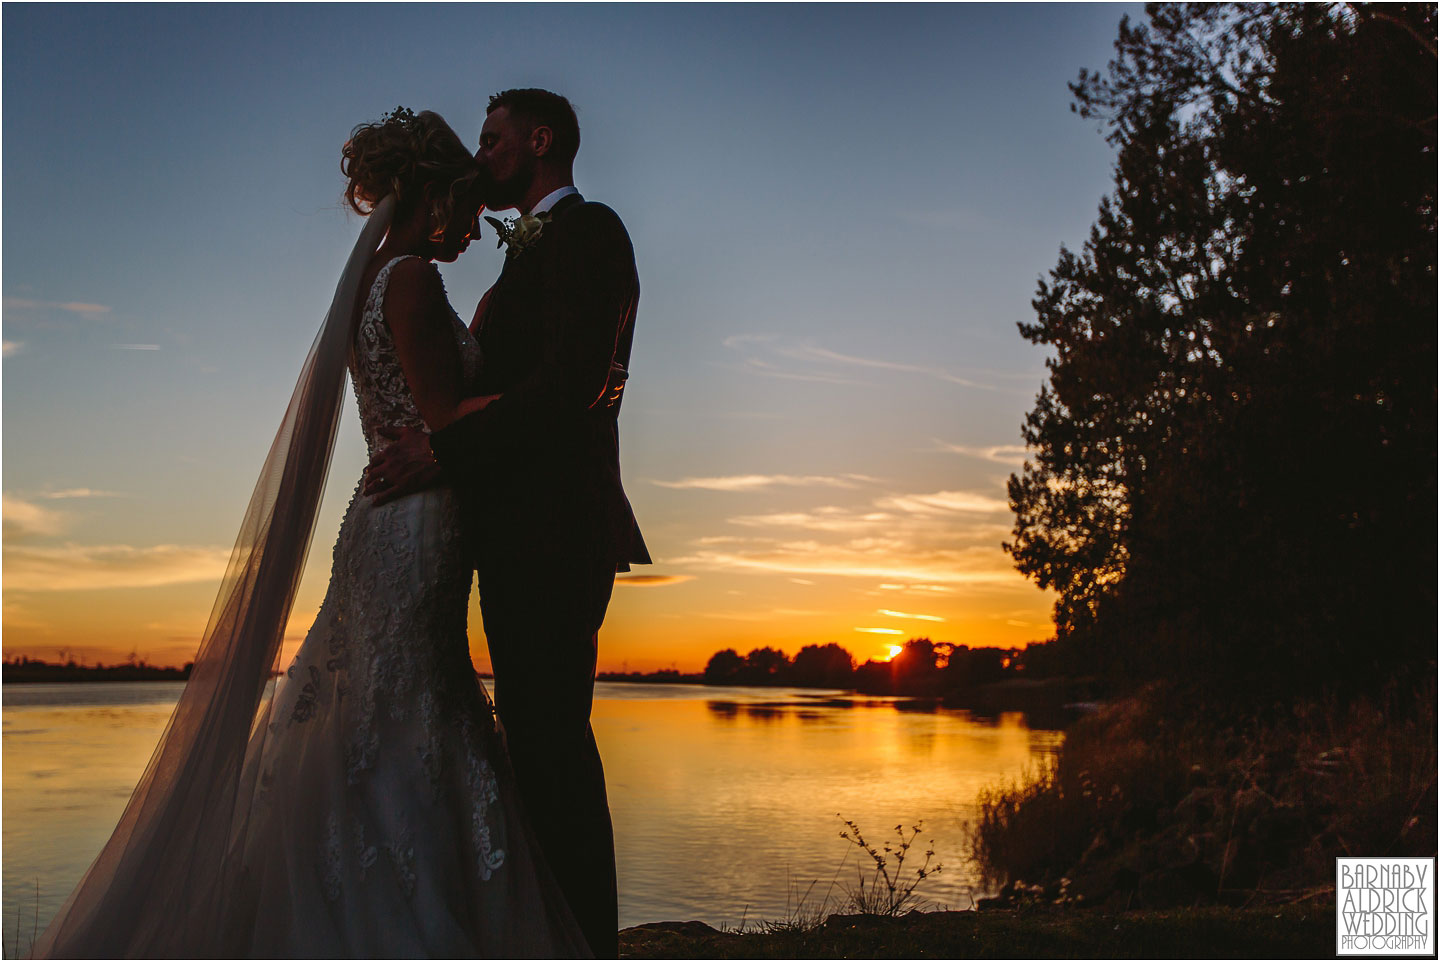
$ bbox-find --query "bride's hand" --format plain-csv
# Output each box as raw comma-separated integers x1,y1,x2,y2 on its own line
364,425,441,505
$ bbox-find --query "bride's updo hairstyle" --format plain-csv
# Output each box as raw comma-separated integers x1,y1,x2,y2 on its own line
341,107,479,236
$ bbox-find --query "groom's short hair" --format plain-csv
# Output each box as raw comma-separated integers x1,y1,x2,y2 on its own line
488,88,580,165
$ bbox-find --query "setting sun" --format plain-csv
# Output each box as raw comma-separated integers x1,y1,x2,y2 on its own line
884,644,904,661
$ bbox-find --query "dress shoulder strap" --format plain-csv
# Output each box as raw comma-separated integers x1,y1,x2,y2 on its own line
366,255,430,311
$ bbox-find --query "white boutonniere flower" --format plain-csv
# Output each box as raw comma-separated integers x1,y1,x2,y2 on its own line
485,212,551,258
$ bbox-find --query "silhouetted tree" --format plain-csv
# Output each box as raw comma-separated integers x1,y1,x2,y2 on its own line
943,645,1009,691
1007,3,1436,701
742,646,791,685
704,648,745,685
1010,640,1064,679
790,643,856,688
890,638,943,695
853,658,893,695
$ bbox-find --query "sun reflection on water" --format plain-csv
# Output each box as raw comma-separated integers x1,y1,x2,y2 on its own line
3,681,1062,939
593,683,1061,926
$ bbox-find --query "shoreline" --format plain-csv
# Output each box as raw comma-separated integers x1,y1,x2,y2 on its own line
3,665,191,683
3,670,1096,721
618,899,1335,958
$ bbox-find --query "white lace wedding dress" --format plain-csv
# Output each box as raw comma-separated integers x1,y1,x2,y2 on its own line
203,255,588,957
33,194,591,955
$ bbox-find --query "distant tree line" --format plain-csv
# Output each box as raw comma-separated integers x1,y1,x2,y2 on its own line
3,655,193,683
701,640,1050,697
1006,3,1435,703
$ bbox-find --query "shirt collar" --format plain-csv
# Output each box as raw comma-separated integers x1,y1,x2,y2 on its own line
530,185,579,217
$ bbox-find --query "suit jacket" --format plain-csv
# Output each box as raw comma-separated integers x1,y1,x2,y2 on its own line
430,192,650,570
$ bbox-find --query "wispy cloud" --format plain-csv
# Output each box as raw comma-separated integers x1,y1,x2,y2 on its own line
701,607,827,622
4,298,111,315
878,583,955,593
4,490,127,540
724,334,995,390
878,608,946,622
875,490,1010,515
40,488,124,500
671,483,1021,587
615,574,694,588
4,543,230,591
111,344,161,351
740,358,866,385
655,474,876,492
934,440,1029,466
855,627,906,635
2,596,48,630
722,334,782,350
3,340,23,358
784,344,991,388
3,495,68,539
727,508,894,533
668,544,1019,585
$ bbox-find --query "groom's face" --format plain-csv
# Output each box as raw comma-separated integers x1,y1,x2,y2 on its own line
476,107,534,211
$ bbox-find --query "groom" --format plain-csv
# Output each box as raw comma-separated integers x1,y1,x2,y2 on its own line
366,88,648,957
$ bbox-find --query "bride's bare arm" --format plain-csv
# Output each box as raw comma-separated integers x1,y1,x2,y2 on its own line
384,258,496,432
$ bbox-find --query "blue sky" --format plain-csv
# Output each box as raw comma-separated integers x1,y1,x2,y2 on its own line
3,3,1138,670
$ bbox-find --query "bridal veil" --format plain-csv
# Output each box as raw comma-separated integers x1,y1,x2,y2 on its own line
33,196,398,958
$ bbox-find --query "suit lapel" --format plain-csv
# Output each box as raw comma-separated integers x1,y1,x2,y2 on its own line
492,192,581,283
481,193,585,355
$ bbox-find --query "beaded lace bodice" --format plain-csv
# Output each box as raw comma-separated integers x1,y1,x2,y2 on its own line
349,255,482,458
243,254,513,922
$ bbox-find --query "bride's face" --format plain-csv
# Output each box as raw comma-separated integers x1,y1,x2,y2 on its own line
432,194,482,263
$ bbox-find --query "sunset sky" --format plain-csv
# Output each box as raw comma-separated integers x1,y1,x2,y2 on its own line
3,3,1134,673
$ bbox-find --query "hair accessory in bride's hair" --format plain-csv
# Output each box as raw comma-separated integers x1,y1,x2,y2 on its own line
380,105,418,127
343,108,474,228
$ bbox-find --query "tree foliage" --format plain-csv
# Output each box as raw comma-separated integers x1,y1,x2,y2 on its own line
791,643,858,687
1007,3,1436,697
704,648,745,684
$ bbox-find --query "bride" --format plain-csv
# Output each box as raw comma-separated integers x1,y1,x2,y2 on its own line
33,109,591,958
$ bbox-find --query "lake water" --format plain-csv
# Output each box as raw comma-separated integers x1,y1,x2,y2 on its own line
2,681,1062,949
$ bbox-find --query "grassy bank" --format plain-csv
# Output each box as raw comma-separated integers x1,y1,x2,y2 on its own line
970,676,1436,910
619,900,1334,958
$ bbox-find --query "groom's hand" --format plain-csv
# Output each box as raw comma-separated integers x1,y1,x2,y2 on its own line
602,361,628,409
364,425,441,505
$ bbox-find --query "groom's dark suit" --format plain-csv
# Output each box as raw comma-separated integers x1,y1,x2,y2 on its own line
430,190,647,958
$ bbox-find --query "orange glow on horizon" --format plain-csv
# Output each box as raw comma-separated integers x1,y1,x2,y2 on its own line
2,551,1058,674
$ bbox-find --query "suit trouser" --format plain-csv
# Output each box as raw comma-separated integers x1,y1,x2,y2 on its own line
477,546,619,958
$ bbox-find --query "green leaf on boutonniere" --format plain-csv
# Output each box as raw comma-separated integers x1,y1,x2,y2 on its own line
485,212,550,257
484,215,512,250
